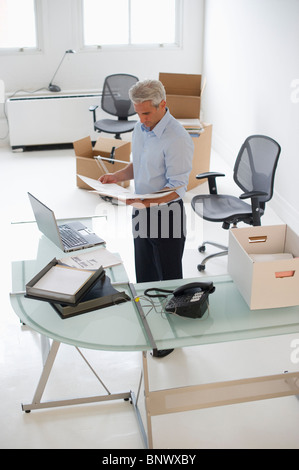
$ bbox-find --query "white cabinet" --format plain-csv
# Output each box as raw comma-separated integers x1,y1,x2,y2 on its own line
7,90,102,149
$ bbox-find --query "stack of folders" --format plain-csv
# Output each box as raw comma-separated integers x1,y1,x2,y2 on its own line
25,258,130,319
178,119,205,137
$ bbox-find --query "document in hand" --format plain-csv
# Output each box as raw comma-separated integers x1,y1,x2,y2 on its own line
77,175,179,200
25,258,105,305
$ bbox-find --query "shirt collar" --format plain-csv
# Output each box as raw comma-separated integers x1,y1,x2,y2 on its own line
141,108,170,138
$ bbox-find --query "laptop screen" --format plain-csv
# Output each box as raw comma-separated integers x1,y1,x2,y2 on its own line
28,193,64,250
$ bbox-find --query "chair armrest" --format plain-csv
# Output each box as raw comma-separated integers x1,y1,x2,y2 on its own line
239,191,268,226
195,171,225,180
89,105,98,124
196,172,225,195
239,190,267,200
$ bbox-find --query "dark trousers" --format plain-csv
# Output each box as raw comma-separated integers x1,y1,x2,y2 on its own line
132,199,186,283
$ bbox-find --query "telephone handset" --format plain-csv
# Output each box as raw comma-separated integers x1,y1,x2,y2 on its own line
144,281,215,319
172,281,215,297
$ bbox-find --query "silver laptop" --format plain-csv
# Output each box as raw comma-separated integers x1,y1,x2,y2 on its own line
28,192,105,252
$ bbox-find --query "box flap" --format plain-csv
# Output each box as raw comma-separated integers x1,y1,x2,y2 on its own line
93,137,122,153
73,136,93,158
166,95,201,119
285,225,299,257
230,225,287,255
159,73,202,97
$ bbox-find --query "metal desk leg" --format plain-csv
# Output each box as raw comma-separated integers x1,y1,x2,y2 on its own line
21,339,149,448
140,352,299,450
142,351,153,449
22,340,60,412
22,339,135,412
130,386,148,449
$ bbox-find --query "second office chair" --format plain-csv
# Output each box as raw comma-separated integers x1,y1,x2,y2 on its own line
191,135,281,271
89,73,139,139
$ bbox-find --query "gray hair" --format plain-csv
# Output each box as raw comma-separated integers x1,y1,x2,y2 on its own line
129,79,166,107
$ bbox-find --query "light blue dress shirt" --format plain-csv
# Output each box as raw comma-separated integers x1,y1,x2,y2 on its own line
132,109,194,200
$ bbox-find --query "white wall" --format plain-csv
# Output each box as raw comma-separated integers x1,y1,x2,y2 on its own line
0,0,203,93
202,0,299,233
3,0,299,235
0,0,204,141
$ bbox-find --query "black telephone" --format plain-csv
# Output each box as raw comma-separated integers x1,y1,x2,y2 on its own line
144,281,215,319
165,281,215,319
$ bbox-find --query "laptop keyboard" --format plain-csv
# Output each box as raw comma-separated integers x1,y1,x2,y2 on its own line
59,224,88,248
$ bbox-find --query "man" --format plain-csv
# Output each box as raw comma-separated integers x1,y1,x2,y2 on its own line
99,79,193,284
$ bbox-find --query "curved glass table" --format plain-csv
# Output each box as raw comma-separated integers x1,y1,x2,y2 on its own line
10,218,299,449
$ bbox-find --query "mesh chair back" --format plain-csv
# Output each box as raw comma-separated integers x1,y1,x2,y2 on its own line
101,74,139,118
233,135,281,205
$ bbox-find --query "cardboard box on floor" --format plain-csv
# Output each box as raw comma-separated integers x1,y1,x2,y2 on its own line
73,136,131,189
228,225,299,310
186,123,212,191
159,72,211,191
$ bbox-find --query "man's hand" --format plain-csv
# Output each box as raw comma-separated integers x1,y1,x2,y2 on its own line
125,191,180,209
98,162,134,185
98,173,118,184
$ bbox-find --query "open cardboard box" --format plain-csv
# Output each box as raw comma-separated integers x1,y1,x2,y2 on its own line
186,123,212,191
228,225,299,310
159,73,211,190
73,136,131,189
159,72,202,119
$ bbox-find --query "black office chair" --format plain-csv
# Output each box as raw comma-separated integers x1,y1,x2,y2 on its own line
191,135,281,271
89,73,139,139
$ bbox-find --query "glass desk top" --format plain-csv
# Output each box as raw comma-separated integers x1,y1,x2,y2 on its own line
10,219,299,353
10,286,152,352
134,276,299,350
10,217,152,352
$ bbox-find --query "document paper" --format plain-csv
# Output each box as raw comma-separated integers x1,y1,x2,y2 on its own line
77,175,178,200
60,247,122,270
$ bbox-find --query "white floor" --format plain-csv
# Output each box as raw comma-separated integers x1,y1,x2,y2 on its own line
1,139,299,449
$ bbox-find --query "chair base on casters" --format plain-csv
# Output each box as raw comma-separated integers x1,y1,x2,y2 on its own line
197,241,228,271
